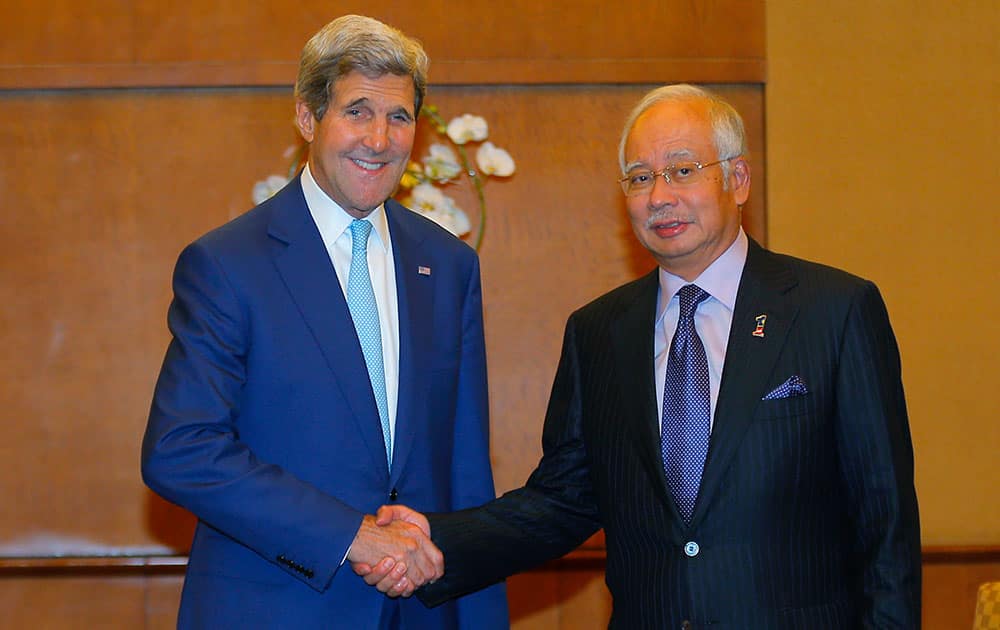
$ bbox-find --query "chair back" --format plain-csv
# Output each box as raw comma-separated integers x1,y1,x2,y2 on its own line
973,582,1000,629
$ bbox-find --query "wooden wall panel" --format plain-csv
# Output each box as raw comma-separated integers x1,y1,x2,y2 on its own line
0,0,134,65
0,575,147,628
0,1,764,87
507,565,612,629
1,0,766,625
0,84,762,551
146,575,186,630
0,89,296,554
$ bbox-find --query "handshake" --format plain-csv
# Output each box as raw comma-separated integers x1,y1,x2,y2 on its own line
347,505,440,598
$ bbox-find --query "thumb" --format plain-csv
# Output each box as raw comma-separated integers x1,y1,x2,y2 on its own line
375,504,400,526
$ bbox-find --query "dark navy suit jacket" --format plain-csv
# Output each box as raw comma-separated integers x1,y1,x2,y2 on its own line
142,177,508,629
420,239,921,629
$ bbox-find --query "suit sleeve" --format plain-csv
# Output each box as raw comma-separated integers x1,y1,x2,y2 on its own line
419,314,603,608
445,253,510,629
834,281,921,627
141,241,362,592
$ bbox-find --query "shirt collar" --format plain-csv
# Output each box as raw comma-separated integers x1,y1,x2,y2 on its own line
656,228,749,324
300,163,391,252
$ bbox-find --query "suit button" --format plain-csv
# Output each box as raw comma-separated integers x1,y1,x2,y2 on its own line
681,621,692,629
683,541,700,557
389,488,398,501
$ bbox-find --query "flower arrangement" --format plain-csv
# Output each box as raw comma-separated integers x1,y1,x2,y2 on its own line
253,106,515,251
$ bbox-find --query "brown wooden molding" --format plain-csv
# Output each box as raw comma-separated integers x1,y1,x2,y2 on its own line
0,555,187,576
2,546,996,577
921,545,1000,564
0,58,764,90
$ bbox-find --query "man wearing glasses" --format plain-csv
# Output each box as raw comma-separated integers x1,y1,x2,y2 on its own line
359,84,922,628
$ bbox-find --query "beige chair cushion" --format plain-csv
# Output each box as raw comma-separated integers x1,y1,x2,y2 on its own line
974,582,1000,630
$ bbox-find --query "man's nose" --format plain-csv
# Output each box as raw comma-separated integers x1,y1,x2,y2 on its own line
647,173,679,209
363,120,389,152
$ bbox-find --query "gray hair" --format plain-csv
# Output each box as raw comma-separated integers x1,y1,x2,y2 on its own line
617,84,747,185
294,15,429,121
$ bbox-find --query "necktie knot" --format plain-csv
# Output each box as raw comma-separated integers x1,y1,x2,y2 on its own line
677,284,709,321
350,219,373,255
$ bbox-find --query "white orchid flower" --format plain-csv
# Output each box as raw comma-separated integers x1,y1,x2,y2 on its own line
402,183,471,236
252,174,290,204
475,142,516,177
422,143,463,182
446,114,488,145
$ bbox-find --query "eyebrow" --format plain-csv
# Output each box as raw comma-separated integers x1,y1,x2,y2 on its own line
624,149,697,172
344,97,370,109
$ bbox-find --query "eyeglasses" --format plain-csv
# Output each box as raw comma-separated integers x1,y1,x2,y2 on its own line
618,156,739,196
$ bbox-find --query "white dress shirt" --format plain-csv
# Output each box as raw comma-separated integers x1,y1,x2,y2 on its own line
655,229,749,433
300,164,400,448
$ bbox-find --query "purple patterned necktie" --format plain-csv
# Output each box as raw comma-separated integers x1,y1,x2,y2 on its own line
661,284,711,522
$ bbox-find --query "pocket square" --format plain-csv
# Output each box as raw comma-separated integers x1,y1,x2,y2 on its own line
762,375,809,400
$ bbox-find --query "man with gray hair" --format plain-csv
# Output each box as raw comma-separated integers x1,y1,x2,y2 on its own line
360,84,921,628
142,14,508,629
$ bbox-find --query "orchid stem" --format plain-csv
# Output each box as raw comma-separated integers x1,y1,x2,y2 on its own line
422,106,487,251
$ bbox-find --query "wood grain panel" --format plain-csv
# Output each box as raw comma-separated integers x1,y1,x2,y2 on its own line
146,575,186,630
507,569,612,629
0,0,134,65
0,1,764,88
0,576,146,628
0,84,763,552
130,1,763,64
0,88,297,554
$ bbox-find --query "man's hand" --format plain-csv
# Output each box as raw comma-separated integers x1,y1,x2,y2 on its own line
347,511,443,598
374,504,431,532
351,505,437,597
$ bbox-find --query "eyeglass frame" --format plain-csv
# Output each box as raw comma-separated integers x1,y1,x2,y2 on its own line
618,155,741,196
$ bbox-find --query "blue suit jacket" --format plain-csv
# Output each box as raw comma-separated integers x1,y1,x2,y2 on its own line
142,177,508,629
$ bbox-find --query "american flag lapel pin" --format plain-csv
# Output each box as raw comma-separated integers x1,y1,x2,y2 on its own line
752,314,767,338
418,265,431,276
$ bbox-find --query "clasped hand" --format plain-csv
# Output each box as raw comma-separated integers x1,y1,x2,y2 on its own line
349,505,437,598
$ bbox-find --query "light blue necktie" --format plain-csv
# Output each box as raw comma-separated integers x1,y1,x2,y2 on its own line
347,219,391,465
661,284,711,522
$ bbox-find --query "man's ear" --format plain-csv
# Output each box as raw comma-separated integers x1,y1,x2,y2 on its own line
731,156,751,205
295,100,316,142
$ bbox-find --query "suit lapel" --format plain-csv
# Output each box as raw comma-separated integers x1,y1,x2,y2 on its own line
266,180,390,481
385,201,432,482
690,240,799,526
610,271,684,519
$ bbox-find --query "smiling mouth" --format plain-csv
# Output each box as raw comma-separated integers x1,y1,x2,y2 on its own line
647,217,690,230
352,158,387,171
